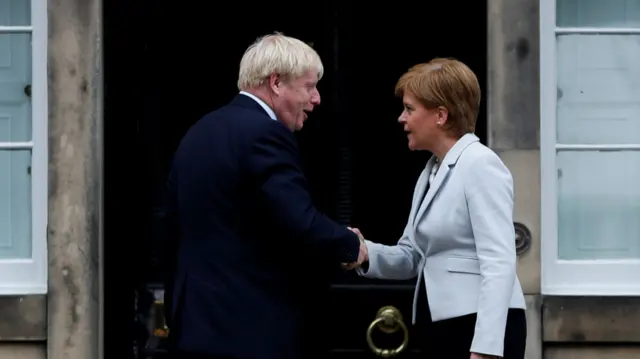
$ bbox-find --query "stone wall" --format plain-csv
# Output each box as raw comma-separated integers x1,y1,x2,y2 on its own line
47,0,103,358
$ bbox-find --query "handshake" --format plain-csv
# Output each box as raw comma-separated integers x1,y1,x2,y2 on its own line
342,227,369,270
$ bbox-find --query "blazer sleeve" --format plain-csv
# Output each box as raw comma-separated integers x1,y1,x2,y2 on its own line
465,153,517,357
247,121,360,264
355,222,421,280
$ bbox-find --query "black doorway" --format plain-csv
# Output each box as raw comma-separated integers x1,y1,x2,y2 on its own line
103,2,487,358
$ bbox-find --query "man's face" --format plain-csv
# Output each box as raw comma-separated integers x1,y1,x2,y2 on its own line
272,70,321,131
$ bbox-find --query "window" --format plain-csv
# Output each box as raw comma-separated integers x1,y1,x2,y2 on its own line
541,0,640,295
0,0,47,294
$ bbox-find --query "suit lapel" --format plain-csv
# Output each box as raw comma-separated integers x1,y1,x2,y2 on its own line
412,133,480,229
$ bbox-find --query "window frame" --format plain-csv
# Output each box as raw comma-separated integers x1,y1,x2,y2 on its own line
0,0,47,295
540,0,640,296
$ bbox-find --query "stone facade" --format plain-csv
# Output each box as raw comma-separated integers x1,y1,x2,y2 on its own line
0,1,637,358
46,0,103,357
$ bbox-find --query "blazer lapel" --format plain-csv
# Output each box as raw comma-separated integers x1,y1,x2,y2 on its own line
413,160,451,228
410,157,437,225
412,133,480,228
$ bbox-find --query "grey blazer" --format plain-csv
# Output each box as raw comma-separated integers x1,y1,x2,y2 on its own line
357,133,526,357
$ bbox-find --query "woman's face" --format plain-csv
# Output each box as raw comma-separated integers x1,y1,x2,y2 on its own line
397,92,446,151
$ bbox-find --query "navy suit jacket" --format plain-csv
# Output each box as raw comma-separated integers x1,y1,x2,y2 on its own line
158,94,360,359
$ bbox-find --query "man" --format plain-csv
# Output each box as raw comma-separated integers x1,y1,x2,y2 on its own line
159,33,366,359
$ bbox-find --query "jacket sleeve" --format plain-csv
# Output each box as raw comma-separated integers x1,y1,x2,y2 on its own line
355,221,421,280
247,121,360,263
465,152,517,357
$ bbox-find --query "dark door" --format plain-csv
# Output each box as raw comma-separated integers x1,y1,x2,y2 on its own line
103,1,487,358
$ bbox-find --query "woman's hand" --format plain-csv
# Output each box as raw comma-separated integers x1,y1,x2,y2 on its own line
470,352,499,359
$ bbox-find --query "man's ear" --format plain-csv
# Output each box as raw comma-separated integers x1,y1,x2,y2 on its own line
268,73,281,95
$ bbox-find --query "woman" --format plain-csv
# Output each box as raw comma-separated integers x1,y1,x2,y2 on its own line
353,58,527,359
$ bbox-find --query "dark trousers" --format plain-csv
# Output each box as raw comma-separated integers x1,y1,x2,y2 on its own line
415,279,527,359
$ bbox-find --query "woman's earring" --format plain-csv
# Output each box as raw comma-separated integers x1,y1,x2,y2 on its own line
436,121,441,125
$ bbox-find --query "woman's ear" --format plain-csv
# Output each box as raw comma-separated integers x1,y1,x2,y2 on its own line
436,106,449,125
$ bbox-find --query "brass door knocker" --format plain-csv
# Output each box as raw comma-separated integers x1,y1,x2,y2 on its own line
366,306,409,357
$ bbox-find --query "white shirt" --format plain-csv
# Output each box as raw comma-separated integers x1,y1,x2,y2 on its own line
239,91,277,121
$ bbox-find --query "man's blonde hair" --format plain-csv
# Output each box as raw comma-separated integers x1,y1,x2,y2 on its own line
237,32,324,90
395,58,481,137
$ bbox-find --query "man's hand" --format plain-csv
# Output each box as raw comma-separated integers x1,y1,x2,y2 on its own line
341,227,368,269
470,352,499,359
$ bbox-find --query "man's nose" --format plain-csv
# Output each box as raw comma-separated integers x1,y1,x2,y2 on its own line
311,89,321,105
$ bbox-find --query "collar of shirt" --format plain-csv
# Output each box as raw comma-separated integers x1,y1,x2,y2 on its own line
239,91,277,121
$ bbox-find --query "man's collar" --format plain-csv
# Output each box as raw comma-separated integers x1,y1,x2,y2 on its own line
239,91,277,121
